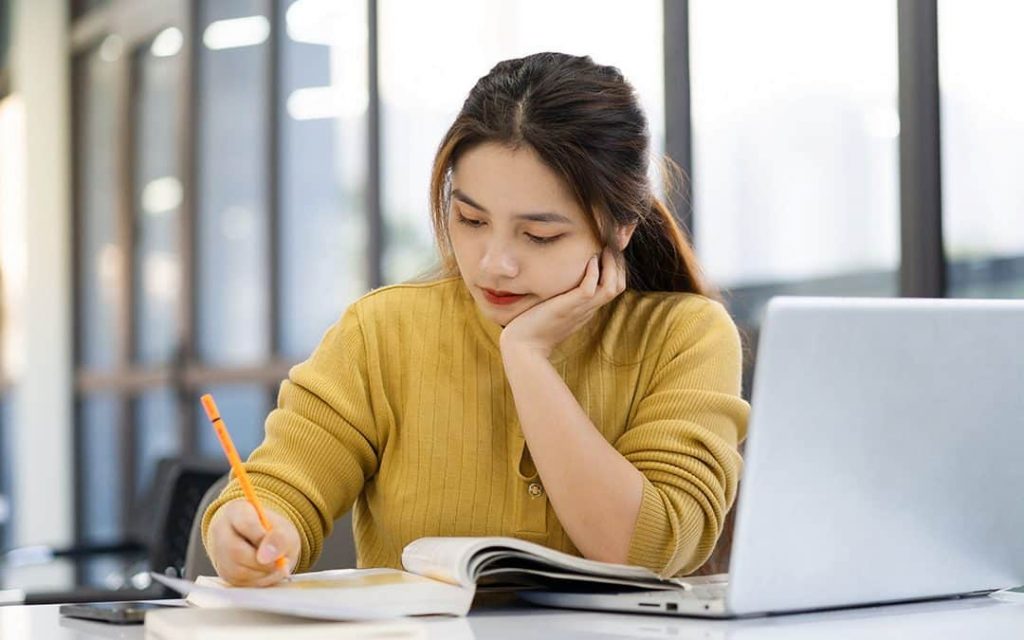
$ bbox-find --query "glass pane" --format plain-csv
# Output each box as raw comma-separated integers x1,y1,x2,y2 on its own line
133,387,180,500
690,0,899,297
378,0,665,283
939,0,1024,298
279,0,368,358
196,385,271,460
79,393,122,542
132,33,184,365
946,260,1024,299
197,1,271,365
77,48,123,370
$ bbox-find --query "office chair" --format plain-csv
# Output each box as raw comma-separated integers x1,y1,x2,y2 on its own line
184,475,358,579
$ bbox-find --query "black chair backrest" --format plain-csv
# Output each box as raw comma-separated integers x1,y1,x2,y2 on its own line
144,458,227,579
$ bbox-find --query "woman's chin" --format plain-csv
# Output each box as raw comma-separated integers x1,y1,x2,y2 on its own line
480,302,527,327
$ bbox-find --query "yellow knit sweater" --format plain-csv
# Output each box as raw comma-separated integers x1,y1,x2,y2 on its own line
202,277,749,577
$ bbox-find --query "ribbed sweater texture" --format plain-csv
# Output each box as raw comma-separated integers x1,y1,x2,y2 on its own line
202,277,749,577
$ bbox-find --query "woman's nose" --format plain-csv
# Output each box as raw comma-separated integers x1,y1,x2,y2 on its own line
480,240,519,278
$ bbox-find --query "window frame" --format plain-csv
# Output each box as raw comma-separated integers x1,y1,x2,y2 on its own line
64,0,1017,558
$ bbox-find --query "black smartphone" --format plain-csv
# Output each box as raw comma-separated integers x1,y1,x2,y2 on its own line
58,601,176,625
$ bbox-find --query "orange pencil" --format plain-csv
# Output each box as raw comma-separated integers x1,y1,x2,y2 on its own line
200,393,289,576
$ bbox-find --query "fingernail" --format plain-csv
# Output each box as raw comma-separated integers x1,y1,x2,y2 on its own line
257,544,279,564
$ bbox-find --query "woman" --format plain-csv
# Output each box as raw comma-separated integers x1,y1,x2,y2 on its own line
203,52,749,587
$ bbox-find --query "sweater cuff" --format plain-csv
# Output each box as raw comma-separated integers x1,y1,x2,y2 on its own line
627,476,706,578
627,476,670,573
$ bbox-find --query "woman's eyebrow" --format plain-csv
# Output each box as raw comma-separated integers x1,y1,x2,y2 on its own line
452,189,573,224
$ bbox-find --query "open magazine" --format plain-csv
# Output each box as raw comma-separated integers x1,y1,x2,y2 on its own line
152,536,693,620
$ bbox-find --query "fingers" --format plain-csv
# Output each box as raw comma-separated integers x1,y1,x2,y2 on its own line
256,528,290,565
213,532,289,586
226,501,268,547
594,247,626,302
261,508,302,571
222,534,269,572
220,555,289,587
209,500,299,586
582,253,601,296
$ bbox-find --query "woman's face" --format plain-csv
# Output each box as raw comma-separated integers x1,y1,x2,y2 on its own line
449,142,603,327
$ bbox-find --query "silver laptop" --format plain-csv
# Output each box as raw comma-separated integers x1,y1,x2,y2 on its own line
522,296,1024,617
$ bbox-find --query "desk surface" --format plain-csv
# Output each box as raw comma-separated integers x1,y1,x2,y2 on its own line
3,595,1024,639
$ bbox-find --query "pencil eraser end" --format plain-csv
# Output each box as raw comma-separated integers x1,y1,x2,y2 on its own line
200,394,219,420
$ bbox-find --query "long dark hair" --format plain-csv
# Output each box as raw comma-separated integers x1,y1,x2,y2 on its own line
426,51,712,297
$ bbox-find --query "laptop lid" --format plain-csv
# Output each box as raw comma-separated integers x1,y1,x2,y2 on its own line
727,296,1024,615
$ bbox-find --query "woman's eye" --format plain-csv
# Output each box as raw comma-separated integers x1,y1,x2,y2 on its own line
526,233,562,245
456,213,484,227
456,211,560,245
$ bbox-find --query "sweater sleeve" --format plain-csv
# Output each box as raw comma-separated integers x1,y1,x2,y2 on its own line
201,305,381,573
616,299,749,577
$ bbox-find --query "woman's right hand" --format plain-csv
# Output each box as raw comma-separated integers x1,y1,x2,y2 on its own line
206,499,301,586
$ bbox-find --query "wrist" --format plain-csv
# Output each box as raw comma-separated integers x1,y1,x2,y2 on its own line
499,337,551,366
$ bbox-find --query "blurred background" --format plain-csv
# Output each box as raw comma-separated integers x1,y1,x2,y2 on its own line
0,0,1021,601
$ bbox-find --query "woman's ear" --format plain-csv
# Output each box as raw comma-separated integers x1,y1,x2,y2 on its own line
615,223,638,251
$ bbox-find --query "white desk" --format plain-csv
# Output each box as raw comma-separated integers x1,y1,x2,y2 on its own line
3,595,1023,639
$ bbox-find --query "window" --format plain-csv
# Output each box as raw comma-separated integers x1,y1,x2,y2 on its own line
70,5,207,576
76,46,122,373
690,0,900,327
66,0,664,565
197,0,272,368
377,0,665,283
68,0,370,566
133,30,184,369
938,0,1024,299
279,0,369,358
60,0,1006,580
0,91,22,550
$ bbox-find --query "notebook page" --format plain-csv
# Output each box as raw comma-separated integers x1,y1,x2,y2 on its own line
152,569,474,619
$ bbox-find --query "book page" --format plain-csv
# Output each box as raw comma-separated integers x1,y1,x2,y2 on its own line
400,538,486,587
401,537,692,591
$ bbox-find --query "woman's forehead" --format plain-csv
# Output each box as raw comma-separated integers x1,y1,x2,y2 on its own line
451,143,584,220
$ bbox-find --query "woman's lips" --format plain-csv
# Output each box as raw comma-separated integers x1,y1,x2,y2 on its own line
481,287,526,306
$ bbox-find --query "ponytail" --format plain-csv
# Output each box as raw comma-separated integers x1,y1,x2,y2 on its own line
622,198,715,299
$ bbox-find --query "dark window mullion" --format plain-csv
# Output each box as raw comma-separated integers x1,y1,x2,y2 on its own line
267,0,280,358
72,398,86,552
266,0,282,414
367,0,382,289
897,0,946,298
178,0,198,455
117,48,138,530
70,53,87,547
663,0,694,241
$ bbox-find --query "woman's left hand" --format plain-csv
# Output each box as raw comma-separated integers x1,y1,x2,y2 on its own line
500,246,627,360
